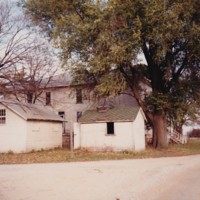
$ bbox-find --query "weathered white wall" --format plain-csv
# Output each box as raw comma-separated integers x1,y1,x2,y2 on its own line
133,110,146,151
0,104,27,153
78,122,135,151
74,122,81,149
39,87,93,132
26,121,62,151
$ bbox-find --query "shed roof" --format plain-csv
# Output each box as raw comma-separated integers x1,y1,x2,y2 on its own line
0,100,63,122
79,106,142,123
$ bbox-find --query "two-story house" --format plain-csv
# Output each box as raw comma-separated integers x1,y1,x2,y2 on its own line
2,73,147,150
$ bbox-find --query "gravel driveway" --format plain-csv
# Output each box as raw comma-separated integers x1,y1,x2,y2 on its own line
0,155,200,200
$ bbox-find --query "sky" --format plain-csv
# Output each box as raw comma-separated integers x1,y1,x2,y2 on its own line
7,0,147,64
0,0,146,71
0,0,64,75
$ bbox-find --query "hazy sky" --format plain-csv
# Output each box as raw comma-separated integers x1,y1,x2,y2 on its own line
3,0,146,67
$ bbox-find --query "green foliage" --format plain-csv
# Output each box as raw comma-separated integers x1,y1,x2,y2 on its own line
95,71,127,97
145,92,169,114
22,0,200,126
169,79,200,126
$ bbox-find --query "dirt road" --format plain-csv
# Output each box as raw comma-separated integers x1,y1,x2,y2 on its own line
0,155,200,200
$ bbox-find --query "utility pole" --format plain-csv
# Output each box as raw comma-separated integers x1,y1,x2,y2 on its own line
70,121,74,158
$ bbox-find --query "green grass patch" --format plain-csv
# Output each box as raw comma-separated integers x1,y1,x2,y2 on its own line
0,139,200,164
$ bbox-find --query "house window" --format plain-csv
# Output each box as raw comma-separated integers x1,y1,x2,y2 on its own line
46,92,51,105
76,89,82,103
58,111,66,134
0,109,6,124
77,111,82,122
27,92,33,103
58,111,65,119
107,122,114,135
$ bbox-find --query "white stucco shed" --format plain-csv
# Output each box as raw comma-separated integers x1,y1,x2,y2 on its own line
0,100,63,153
74,106,146,151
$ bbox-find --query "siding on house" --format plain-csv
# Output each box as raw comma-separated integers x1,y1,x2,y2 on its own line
26,121,62,151
133,111,146,151
39,87,93,133
80,122,135,151
0,104,27,152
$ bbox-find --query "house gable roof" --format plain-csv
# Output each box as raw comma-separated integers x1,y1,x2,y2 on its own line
79,106,143,123
42,73,72,88
0,100,63,122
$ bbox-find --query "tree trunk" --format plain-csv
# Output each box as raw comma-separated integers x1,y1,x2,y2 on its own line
152,113,168,148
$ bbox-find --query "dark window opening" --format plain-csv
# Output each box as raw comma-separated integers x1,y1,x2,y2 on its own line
76,89,82,103
27,93,33,103
0,109,6,124
58,111,66,134
107,122,114,135
46,92,51,105
58,111,65,119
77,111,82,122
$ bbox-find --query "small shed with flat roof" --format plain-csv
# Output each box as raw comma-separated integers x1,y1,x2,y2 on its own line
0,99,63,153
74,106,146,151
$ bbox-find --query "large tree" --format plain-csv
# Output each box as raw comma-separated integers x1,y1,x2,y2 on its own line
22,0,200,148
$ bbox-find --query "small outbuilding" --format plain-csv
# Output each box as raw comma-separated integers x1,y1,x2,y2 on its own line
74,106,146,151
0,100,63,153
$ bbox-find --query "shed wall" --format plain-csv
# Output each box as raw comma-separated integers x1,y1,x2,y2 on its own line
0,104,27,153
133,110,146,151
26,121,62,151
80,122,135,151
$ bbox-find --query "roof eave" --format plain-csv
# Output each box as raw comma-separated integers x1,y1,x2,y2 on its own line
0,102,27,121
79,119,133,124
27,118,63,123
139,108,147,122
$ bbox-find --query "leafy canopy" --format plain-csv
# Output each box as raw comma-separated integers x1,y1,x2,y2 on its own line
22,0,200,123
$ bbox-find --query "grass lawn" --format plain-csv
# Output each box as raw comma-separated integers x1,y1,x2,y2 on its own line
0,139,200,164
